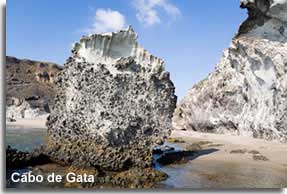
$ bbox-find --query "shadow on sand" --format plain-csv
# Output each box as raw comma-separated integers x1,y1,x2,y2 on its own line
156,148,219,166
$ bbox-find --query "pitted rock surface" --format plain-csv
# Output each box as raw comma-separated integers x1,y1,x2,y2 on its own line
46,27,177,171
173,0,287,142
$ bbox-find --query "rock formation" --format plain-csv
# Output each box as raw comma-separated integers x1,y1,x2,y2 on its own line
6,97,44,119
6,56,62,113
46,26,177,171
6,145,51,170
173,0,287,142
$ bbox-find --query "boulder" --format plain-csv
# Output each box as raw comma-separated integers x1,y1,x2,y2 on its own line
45,26,177,171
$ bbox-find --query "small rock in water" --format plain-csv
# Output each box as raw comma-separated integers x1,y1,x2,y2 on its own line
156,151,194,165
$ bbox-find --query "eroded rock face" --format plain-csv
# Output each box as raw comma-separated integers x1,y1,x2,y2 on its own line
46,26,177,171
173,0,287,142
6,56,62,113
6,98,44,119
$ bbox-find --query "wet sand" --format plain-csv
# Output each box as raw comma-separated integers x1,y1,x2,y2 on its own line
158,130,287,188
170,130,287,169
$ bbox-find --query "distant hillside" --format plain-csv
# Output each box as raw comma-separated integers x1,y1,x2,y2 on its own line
6,56,63,112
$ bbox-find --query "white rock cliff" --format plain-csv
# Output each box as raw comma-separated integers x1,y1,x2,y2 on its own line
173,0,287,142
6,99,43,120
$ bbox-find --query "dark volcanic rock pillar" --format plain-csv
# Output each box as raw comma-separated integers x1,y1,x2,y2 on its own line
45,26,177,171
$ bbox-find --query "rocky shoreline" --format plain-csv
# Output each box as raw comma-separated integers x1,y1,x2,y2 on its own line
7,26,178,188
7,128,287,188
6,142,201,188
6,0,287,189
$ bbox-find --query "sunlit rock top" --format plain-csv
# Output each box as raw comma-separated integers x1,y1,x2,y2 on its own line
73,26,164,73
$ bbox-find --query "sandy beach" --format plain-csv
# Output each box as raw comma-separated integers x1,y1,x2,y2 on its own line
151,130,287,188
6,114,49,129
170,130,287,171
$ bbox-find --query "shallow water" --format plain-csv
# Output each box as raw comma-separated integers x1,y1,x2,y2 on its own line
6,128,287,189
157,160,287,188
6,128,46,152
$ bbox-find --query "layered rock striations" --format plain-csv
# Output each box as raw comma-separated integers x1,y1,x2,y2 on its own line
173,0,287,142
6,56,62,115
46,26,177,171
